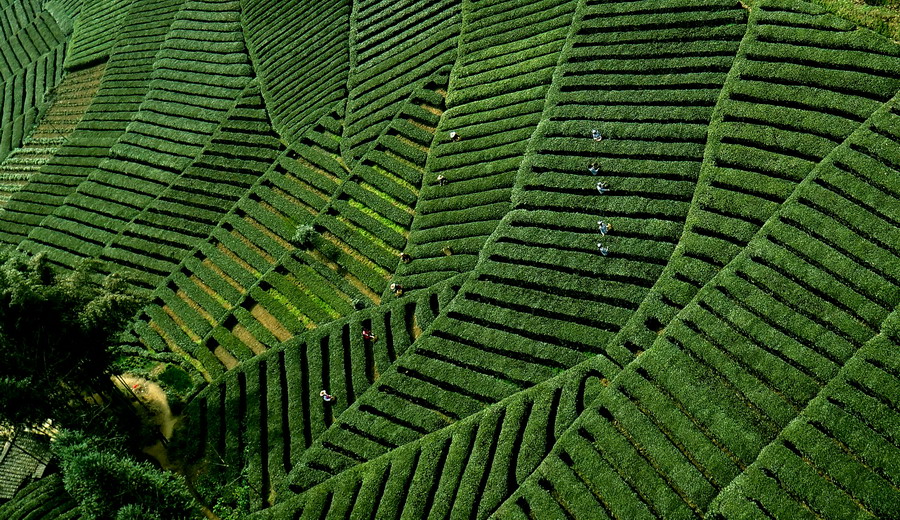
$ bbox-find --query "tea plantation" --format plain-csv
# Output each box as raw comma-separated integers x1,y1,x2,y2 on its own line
0,0,898,518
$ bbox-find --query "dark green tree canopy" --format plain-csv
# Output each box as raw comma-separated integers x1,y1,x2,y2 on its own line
0,250,146,429
53,429,199,520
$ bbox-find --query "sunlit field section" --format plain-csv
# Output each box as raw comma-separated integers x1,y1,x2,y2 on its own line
165,73,447,376
174,276,464,512
495,90,900,519
0,0,182,245
130,103,350,383
285,0,748,494
391,0,578,292
18,0,254,270
603,0,900,369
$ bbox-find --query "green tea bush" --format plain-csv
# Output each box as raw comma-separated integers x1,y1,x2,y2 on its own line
242,0,351,145
170,277,463,512
287,0,748,493
4,0,185,249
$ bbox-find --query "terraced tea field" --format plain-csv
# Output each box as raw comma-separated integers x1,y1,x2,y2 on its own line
0,0,898,518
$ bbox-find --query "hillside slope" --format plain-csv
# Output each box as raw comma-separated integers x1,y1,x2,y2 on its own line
0,0,898,518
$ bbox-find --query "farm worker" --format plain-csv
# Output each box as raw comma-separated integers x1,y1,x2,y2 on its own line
598,220,612,235
588,163,600,176
362,329,377,341
436,174,448,186
390,283,404,297
399,252,412,264
596,181,609,194
597,243,609,256
319,390,335,402
591,129,602,142
449,131,461,141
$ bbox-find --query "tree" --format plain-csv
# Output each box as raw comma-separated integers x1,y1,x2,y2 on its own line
53,430,199,520
0,249,146,431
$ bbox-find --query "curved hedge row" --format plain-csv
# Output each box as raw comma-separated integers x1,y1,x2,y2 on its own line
0,0,184,246
19,0,253,271
242,0,351,145
603,0,900,370
286,0,749,493
391,0,578,293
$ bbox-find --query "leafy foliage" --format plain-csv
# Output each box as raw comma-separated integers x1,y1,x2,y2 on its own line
53,429,199,520
289,224,316,248
0,250,145,429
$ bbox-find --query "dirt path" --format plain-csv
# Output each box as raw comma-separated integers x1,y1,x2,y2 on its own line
113,374,221,520
114,374,179,469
